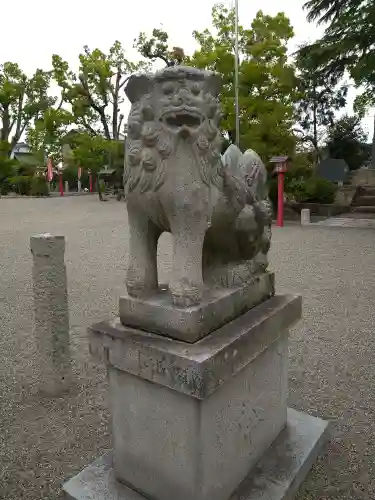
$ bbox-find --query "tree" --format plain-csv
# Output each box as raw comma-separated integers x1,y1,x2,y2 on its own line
185,5,299,160
135,28,185,67
66,132,110,173
52,41,147,141
294,52,347,161
26,107,73,164
0,62,53,157
326,115,371,170
300,0,375,166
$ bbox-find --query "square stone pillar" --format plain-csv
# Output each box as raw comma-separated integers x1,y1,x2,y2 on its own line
63,294,330,500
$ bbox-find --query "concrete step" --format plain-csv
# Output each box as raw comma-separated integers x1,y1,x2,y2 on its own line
352,195,375,206
351,206,375,213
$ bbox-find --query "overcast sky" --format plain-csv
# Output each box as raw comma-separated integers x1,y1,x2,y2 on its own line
0,0,373,138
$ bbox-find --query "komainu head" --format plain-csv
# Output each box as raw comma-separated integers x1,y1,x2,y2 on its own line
124,66,223,193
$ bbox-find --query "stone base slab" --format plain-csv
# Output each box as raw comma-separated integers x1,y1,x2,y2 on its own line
63,408,329,500
119,272,275,342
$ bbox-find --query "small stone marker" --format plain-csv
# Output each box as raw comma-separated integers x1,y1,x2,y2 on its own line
64,181,69,193
30,234,73,396
301,208,311,226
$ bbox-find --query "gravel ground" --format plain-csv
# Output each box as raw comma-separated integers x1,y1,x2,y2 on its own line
0,196,373,500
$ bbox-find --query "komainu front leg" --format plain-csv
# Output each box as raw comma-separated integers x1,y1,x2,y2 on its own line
126,205,160,297
170,221,207,308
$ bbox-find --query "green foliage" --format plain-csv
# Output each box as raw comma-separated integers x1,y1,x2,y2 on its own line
185,5,298,159
301,0,375,165
326,115,370,170
31,176,49,196
0,152,17,191
294,52,347,159
64,133,124,185
269,175,336,206
302,0,375,86
61,164,90,191
27,107,73,164
67,132,109,172
98,180,106,194
268,154,335,206
8,175,32,195
135,28,185,67
309,177,336,203
0,62,54,153
49,42,146,177
52,42,148,140
6,174,49,196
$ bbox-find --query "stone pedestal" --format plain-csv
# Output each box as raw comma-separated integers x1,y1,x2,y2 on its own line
63,294,328,500
119,272,275,342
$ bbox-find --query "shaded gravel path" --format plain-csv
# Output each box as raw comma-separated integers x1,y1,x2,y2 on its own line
0,196,373,500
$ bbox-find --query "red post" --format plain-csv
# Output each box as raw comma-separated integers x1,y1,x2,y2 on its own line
59,172,64,196
89,171,93,193
277,171,285,227
270,156,289,229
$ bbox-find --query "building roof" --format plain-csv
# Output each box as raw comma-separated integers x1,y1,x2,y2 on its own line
270,155,289,163
13,152,40,167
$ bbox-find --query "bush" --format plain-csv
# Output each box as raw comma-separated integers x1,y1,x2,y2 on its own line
268,175,336,207
8,175,32,195
62,166,78,190
299,177,336,204
0,180,11,195
287,176,337,204
31,176,49,196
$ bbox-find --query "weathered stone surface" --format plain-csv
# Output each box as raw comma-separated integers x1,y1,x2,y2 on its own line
119,272,275,342
124,65,272,307
90,294,301,399
30,234,73,396
87,295,301,500
62,409,329,500
300,209,310,226
109,335,287,500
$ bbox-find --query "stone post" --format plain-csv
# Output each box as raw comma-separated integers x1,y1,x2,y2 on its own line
301,208,311,226
65,181,69,193
30,234,73,396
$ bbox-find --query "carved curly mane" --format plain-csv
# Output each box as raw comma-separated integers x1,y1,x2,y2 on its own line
123,96,161,193
124,73,224,194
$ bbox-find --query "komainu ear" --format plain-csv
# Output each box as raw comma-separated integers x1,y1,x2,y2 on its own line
125,73,154,103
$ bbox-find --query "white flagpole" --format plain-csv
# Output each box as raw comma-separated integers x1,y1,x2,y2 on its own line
234,0,240,148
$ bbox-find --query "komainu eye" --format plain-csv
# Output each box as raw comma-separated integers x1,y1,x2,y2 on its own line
191,82,201,95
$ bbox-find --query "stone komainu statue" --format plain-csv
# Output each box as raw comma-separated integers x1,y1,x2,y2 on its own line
124,65,272,307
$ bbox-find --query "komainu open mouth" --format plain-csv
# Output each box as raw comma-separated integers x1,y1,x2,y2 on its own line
161,107,203,129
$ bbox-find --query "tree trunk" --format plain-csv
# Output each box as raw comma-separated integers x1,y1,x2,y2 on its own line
1,106,10,143
112,72,121,141
0,106,13,158
372,113,375,169
312,93,318,163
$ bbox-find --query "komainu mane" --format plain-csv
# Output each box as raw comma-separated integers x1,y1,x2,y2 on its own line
124,65,272,307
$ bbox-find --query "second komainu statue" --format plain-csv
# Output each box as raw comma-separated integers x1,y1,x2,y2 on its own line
124,65,272,307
